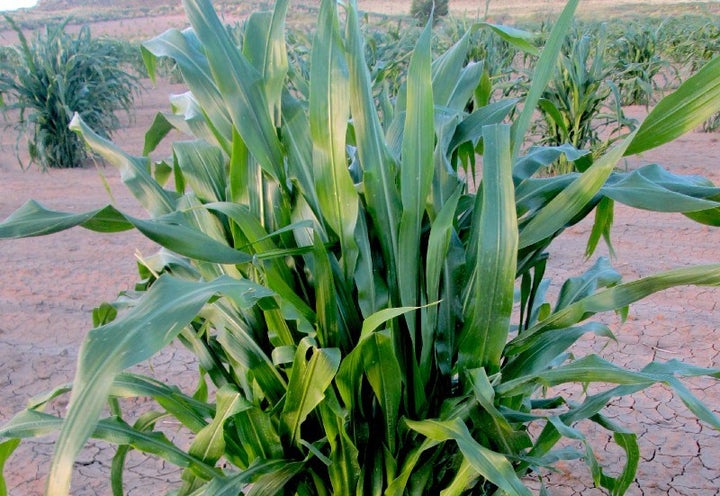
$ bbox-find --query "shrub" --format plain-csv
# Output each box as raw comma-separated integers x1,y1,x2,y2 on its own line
2,0,720,494
0,17,138,169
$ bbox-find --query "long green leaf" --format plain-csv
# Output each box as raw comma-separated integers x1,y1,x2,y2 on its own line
506,263,720,356
601,164,720,213
281,92,322,218
187,460,290,496
1,411,219,481
519,131,635,249
173,140,227,203
110,373,213,433
626,55,720,156
45,275,272,496
497,355,658,396
430,30,471,108
364,332,402,452
0,440,19,496
312,233,342,349
225,406,283,466
512,0,579,156
190,387,246,463
181,385,248,493
459,124,517,373
397,16,434,344
405,418,533,496
477,23,539,56
182,0,285,182
69,115,177,216
141,28,233,148
310,0,359,283
242,0,289,124
0,200,131,237
0,201,253,264
346,0,400,294
281,338,341,446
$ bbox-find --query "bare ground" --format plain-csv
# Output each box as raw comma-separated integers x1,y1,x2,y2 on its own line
1,1,720,494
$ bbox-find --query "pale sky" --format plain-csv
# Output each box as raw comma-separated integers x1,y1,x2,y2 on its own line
0,0,38,11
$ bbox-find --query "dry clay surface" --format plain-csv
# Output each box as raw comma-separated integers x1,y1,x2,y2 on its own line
1,1,720,492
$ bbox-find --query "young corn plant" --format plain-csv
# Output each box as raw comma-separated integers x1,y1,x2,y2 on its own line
608,20,670,106
536,26,632,174
2,0,720,495
0,17,138,169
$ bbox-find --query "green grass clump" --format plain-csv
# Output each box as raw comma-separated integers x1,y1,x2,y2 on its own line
0,17,138,169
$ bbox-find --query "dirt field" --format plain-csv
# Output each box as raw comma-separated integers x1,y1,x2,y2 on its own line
1,1,719,494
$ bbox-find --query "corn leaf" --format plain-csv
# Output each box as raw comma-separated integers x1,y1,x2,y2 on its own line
141,28,233,147
225,406,283,465
182,385,248,491
70,114,177,216
448,99,518,154
626,55,720,156
459,124,517,372
310,0,359,282
405,418,533,496
0,200,131,237
363,331,402,452
173,140,227,203
601,164,720,212
507,263,720,356
2,410,219,481
110,373,213,433
519,131,635,249
280,338,341,447
241,0,289,123
398,17,434,339
182,0,285,182
512,0,579,156
346,0,400,288
44,275,272,495
0,440,19,496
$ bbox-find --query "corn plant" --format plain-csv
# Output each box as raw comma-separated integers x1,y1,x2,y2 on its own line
0,17,138,169
536,26,633,174
608,20,670,106
2,0,720,495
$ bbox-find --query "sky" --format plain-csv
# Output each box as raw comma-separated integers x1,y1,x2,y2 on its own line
0,0,38,11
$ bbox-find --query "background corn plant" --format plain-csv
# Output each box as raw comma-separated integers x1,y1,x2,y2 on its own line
0,17,138,169
607,20,670,106
535,25,632,174
2,0,720,495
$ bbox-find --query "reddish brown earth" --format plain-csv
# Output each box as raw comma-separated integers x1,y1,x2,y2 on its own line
1,1,720,495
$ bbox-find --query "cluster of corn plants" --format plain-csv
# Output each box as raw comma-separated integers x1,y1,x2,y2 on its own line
657,15,720,132
0,17,138,169
2,0,720,494
659,15,720,73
